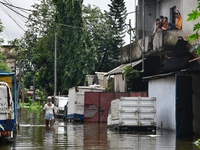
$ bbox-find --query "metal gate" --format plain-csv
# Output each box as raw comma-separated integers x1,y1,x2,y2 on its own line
84,92,129,123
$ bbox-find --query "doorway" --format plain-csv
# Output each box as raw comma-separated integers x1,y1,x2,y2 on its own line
176,75,193,136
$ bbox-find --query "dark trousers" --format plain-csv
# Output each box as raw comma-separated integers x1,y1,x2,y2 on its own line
168,22,178,29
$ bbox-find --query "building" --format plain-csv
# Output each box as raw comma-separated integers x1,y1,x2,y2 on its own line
100,0,200,136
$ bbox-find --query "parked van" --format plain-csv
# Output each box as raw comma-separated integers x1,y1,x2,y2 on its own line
54,96,68,118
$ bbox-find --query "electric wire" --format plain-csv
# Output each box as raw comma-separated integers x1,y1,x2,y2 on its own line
0,3,25,32
3,0,27,23
0,0,133,41
1,2,29,20
0,1,33,12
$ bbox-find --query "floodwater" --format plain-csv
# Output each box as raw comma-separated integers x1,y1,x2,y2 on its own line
0,108,199,150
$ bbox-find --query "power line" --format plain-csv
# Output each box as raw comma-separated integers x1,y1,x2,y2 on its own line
3,0,27,23
0,1,33,12
0,2,29,20
0,4,25,32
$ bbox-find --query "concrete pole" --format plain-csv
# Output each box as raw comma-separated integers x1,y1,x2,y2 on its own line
142,0,145,72
54,32,57,97
129,19,132,65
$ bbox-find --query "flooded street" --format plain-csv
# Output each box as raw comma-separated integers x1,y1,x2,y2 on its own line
0,108,199,150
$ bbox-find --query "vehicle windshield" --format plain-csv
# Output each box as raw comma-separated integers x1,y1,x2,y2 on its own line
58,97,68,108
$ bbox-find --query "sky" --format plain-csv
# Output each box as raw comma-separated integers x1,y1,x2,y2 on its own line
0,0,136,45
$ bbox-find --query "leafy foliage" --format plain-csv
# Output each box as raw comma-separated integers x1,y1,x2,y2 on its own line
101,0,127,71
82,4,118,72
0,52,10,72
124,65,139,82
52,0,97,93
187,0,200,45
0,20,4,44
8,0,128,96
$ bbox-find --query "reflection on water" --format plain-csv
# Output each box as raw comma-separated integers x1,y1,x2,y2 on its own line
0,108,199,150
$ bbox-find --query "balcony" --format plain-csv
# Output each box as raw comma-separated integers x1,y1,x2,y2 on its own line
121,30,184,64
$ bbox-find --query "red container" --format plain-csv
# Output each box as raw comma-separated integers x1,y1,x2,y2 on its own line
84,92,129,123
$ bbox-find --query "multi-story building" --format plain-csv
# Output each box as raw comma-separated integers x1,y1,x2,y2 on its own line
104,0,200,136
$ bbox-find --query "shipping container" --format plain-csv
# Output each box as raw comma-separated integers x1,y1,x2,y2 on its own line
107,97,156,131
84,92,130,123
67,86,105,122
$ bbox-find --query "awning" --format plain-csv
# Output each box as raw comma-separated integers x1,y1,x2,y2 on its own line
105,59,143,76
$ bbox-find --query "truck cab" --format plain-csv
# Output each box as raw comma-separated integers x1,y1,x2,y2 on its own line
0,72,18,140
0,82,15,139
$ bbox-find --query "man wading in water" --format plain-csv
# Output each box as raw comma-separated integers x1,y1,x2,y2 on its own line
43,96,56,126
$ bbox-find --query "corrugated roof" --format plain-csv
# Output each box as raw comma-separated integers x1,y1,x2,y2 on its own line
172,39,189,56
163,56,192,71
163,38,194,72
105,59,143,76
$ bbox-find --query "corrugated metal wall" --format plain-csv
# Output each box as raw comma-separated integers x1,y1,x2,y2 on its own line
84,92,130,123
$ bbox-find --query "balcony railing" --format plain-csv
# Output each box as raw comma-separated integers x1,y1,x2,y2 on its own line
121,30,184,63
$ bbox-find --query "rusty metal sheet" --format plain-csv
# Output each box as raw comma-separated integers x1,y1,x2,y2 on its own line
84,92,129,123
130,91,148,97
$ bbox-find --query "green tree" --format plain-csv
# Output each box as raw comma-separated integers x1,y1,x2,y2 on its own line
26,0,56,95
52,0,97,93
107,0,127,46
0,52,10,71
101,0,127,71
187,0,200,52
0,20,4,44
9,0,56,95
82,4,116,72
0,19,9,71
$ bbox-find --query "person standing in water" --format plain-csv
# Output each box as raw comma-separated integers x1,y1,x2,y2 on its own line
43,96,56,126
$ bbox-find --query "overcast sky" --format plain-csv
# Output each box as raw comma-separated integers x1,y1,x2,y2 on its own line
0,0,136,45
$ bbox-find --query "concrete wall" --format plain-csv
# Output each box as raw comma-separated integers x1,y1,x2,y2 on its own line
121,29,183,64
114,74,126,92
159,0,199,35
159,0,180,22
182,0,199,34
136,0,156,39
121,42,142,63
153,29,183,50
192,74,200,134
148,76,176,131
136,0,199,39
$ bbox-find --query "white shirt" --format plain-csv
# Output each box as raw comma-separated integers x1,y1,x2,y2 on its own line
43,103,55,114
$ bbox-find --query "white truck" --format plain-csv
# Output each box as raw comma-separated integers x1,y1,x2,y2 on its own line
54,96,68,118
107,97,156,131
0,81,17,139
67,86,105,122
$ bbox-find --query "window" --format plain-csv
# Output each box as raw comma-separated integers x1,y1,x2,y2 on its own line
170,6,176,24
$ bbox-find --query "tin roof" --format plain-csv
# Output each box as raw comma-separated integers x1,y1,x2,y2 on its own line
163,55,192,71
105,59,143,76
163,38,194,72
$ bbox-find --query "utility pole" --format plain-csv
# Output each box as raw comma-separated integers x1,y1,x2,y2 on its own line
142,0,145,72
54,32,57,97
129,19,132,65
32,75,36,104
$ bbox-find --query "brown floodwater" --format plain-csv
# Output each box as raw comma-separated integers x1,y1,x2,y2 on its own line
0,108,199,150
